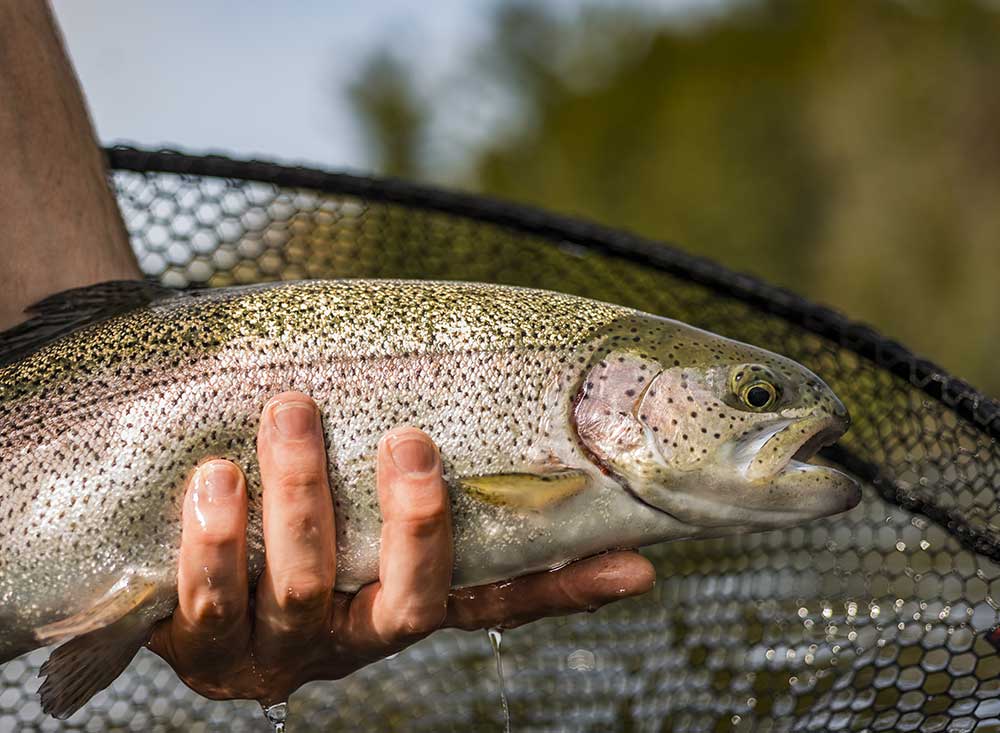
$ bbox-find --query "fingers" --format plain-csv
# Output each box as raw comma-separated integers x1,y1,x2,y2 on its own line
149,459,250,670
349,427,452,647
444,551,655,631
255,392,337,643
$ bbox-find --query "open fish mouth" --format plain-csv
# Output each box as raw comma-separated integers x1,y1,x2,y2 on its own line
745,415,848,482
790,423,844,464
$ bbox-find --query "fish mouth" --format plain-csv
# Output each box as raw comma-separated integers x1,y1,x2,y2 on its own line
791,423,843,464
744,415,847,482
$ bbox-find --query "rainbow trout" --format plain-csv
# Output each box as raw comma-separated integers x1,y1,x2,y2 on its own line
0,279,860,718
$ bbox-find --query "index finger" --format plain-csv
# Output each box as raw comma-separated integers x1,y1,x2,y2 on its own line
149,460,250,671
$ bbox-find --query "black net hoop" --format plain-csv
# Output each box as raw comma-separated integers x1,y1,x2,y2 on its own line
2,146,997,732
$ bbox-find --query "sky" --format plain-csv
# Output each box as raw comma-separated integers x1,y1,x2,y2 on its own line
52,1,728,173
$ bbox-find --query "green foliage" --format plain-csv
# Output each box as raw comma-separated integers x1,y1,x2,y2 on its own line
350,0,1000,396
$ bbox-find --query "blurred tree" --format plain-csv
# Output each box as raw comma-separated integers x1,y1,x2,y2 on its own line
350,0,1000,395
349,52,426,178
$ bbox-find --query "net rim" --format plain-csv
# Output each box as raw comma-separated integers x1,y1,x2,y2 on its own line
103,145,1000,442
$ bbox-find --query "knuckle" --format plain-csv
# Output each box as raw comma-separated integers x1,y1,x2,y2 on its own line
283,510,323,544
387,483,450,531
190,591,244,628
195,527,243,551
390,603,447,641
274,468,327,499
272,573,333,617
393,510,448,542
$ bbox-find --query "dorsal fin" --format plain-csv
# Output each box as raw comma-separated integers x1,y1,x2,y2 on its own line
0,279,179,367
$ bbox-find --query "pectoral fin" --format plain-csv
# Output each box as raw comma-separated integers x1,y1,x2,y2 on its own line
34,573,165,719
459,469,589,509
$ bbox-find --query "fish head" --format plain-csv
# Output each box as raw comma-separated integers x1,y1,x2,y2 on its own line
574,322,860,532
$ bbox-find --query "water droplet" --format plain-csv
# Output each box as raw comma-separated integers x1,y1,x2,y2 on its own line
261,701,288,733
487,628,511,733
919,540,930,550
567,648,596,672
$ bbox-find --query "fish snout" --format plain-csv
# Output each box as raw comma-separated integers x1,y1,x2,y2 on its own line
830,393,850,429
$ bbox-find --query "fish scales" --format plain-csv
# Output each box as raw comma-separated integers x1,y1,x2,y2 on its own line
0,278,860,719
0,282,624,650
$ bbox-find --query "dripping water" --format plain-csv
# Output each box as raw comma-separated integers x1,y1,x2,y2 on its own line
261,701,288,733
487,627,511,733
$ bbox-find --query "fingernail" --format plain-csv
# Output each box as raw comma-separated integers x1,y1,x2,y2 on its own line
199,461,240,500
270,400,316,439
387,434,438,476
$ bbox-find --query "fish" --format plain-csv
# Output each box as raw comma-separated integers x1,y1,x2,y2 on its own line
0,278,860,718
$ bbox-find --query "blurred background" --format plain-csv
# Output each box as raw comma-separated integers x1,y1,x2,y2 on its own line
54,0,1000,396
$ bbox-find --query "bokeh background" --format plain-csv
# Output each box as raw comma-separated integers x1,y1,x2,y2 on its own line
54,0,1000,397
0,3,993,731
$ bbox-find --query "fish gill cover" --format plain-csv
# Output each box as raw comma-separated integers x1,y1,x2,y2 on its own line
0,146,997,732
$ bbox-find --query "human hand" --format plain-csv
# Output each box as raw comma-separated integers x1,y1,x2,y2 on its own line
148,391,655,704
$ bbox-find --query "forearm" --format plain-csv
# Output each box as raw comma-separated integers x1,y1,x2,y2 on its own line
0,0,140,329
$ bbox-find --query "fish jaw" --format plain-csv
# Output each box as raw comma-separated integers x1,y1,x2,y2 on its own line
751,458,862,527
732,413,847,483
625,409,860,531
738,410,861,527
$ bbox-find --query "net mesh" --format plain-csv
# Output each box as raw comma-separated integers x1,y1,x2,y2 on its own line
2,147,998,732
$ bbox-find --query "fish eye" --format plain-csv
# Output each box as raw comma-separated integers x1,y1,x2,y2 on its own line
741,381,778,410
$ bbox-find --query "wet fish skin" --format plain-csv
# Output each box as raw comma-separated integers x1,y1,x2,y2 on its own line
0,279,859,718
